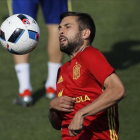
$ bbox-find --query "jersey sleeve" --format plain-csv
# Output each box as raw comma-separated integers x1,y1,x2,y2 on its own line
79,47,114,86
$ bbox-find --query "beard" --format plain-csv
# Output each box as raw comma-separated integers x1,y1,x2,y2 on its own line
60,32,84,56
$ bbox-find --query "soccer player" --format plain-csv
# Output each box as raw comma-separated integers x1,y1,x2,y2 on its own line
48,12,126,139
7,0,72,106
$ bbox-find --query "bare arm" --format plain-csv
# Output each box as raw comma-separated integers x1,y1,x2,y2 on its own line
48,96,76,130
80,73,126,116
48,109,62,130
68,73,126,136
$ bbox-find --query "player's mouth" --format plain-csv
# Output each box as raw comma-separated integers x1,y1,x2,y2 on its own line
59,36,67,43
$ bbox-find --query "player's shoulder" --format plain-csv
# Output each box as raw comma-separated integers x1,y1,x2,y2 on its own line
59,61,69,72
86,45,100,51
80,45,101,57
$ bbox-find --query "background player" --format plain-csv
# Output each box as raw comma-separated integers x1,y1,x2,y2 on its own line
7,0,72,106
49,12,126,139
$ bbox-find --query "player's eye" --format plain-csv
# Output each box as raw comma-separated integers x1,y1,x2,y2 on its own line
66,26,71,28
58,26,61,30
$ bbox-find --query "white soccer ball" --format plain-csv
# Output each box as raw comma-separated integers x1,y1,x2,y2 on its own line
0,14,40,54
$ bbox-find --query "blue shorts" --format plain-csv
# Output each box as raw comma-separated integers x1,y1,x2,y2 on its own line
11,0,69,24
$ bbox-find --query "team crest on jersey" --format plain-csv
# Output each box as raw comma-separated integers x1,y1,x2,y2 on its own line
58,89,63,97
73,62,81,80
57,76,63,83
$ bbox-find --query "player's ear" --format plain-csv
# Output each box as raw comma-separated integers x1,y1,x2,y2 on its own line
82,29,91,40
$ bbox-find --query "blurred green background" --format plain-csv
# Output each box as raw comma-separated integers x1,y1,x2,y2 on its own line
0,0,140,140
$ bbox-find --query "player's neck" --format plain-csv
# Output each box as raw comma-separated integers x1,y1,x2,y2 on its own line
70,43,90,59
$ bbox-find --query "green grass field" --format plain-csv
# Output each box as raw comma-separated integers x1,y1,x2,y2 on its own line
0,0,140,139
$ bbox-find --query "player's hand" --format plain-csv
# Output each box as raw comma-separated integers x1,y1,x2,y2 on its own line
68,111,84,136
49,96,76,112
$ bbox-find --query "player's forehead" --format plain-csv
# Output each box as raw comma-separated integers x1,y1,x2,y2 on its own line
60,16,78,26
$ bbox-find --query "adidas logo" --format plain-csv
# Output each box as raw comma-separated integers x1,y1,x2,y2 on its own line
57,75,63,83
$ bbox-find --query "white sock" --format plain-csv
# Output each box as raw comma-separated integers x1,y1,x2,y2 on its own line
15,63,32,94
45,62,62,90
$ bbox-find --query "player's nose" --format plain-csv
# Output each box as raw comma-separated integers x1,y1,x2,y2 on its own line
59,28,64,35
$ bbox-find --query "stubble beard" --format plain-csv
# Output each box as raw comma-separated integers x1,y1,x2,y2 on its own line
60,32,84,56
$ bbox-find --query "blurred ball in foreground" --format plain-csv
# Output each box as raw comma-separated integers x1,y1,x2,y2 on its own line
0,14,40,54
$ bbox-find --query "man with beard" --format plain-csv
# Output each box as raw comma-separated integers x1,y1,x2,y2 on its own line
48,12,126,140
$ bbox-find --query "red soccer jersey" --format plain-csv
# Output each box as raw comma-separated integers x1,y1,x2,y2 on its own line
56,46,119,140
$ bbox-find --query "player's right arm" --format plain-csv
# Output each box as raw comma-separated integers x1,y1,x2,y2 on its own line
48,96,76,130
48,109,62,130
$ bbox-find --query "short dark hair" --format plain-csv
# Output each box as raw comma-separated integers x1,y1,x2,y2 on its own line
60,12,96,44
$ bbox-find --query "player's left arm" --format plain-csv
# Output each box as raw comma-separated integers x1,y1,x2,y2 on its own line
68,73,126,136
